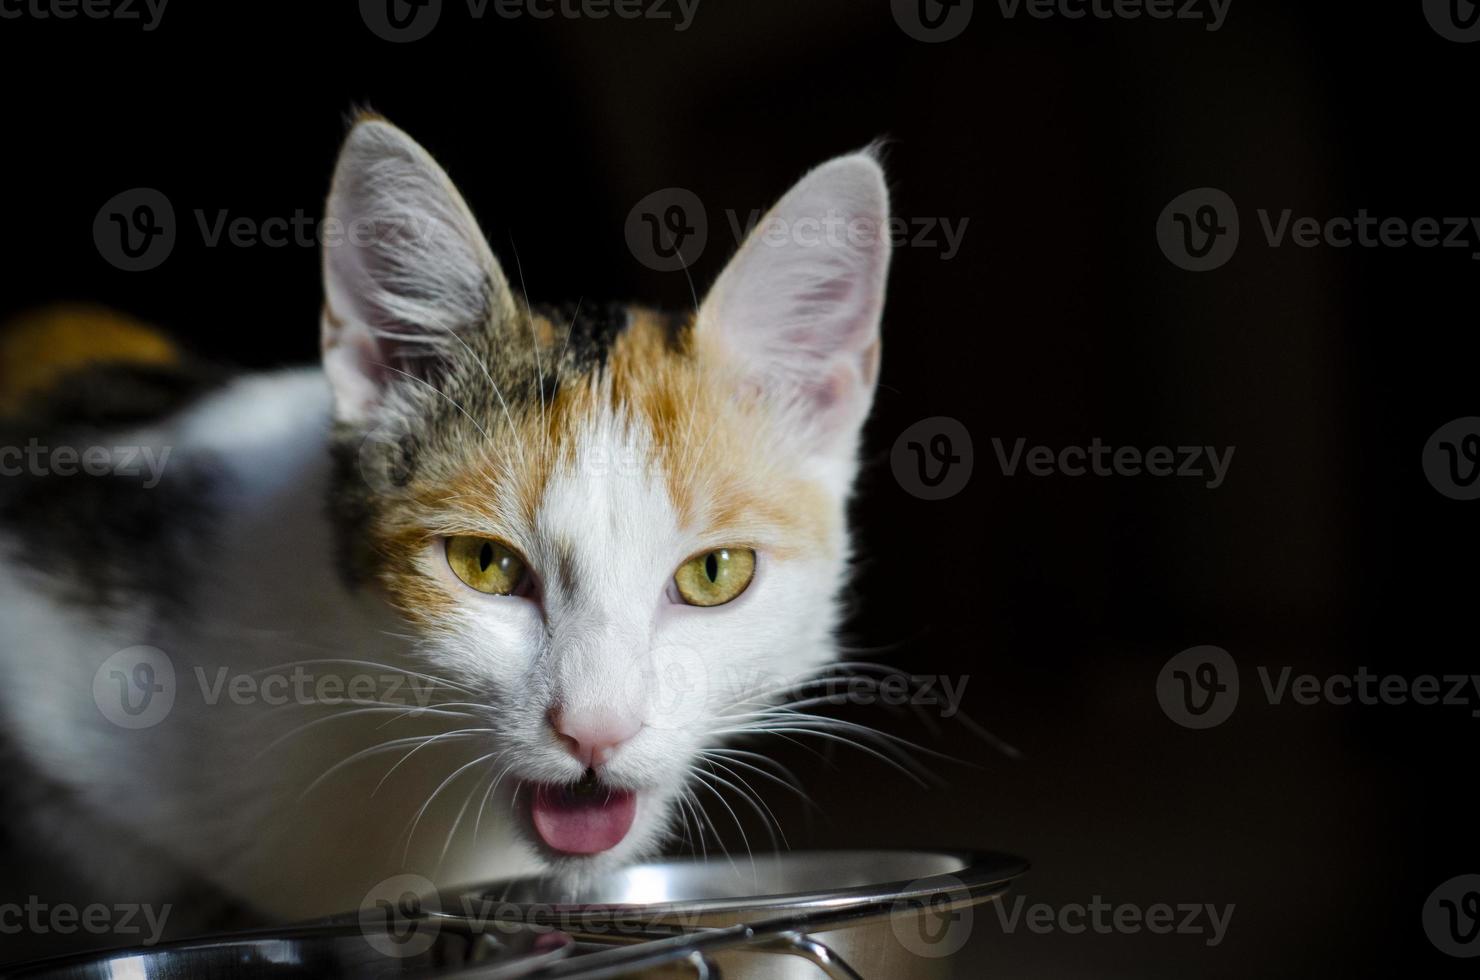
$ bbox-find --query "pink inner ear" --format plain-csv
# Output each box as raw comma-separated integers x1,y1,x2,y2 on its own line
801,275,858,306
807,364,853,413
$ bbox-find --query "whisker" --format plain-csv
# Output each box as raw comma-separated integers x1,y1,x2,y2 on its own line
401,750,501,867
298,731,484,801
254,705,476,759
243,659,479,697
373,728,498,797
700,757,789,851
377,362,491,442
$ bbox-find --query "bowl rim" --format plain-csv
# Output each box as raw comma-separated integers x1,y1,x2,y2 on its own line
453,847,1029,923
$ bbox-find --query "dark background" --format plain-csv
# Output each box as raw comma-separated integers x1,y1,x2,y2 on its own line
2,1,1477,976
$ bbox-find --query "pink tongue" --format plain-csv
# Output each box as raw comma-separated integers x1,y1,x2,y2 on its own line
530,783,637,855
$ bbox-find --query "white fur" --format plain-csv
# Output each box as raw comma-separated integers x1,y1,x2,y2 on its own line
0,122,889,920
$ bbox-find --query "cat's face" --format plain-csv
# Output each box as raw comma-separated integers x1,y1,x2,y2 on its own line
321,117,889,876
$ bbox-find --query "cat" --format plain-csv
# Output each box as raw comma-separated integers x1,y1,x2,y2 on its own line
0,113,891,937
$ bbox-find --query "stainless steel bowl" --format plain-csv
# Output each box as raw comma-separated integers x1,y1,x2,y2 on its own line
3,850,1025,979
451,849,1028,979
1,922,573,980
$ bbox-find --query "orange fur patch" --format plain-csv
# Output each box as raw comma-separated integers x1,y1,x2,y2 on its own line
366,306,837,621
0,305,179,417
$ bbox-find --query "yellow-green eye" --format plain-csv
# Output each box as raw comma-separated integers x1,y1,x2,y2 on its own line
445,536,528,595
674,548,756,607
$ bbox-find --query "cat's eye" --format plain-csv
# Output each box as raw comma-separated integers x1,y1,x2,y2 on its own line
674,548,756,607
445,536,529,596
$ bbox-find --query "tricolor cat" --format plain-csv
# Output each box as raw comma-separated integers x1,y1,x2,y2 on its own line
0,115,891,932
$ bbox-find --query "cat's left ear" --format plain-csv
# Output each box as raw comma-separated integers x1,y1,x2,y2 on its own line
696,149,891,458
320,116,514,423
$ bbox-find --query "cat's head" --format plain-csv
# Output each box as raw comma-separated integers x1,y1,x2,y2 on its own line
321,116,889,877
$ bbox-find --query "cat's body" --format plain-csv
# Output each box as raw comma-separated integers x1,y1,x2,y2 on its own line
0,117,891,936
1,362,544,924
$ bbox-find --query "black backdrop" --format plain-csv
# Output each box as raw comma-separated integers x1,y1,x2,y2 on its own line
2,1,1477,976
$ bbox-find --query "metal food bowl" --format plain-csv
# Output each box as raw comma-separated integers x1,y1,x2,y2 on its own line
2,850,1026,979
451,848,1028,978
0,923,574,980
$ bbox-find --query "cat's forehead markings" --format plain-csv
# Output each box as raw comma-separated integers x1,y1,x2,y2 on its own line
362,302,834,624
598,312,835,556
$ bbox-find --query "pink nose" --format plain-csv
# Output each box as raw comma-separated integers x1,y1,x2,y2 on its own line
548,708,642,768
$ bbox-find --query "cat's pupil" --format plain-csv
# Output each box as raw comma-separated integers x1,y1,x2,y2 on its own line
479,542,494,572
705,552,719,582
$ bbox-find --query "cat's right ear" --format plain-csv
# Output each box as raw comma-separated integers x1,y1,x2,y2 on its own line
320,116,513,423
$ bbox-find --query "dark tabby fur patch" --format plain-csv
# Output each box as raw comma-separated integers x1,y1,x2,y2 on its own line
0,360,226,612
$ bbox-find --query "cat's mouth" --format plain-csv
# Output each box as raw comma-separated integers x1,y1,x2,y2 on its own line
526,772,637,855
